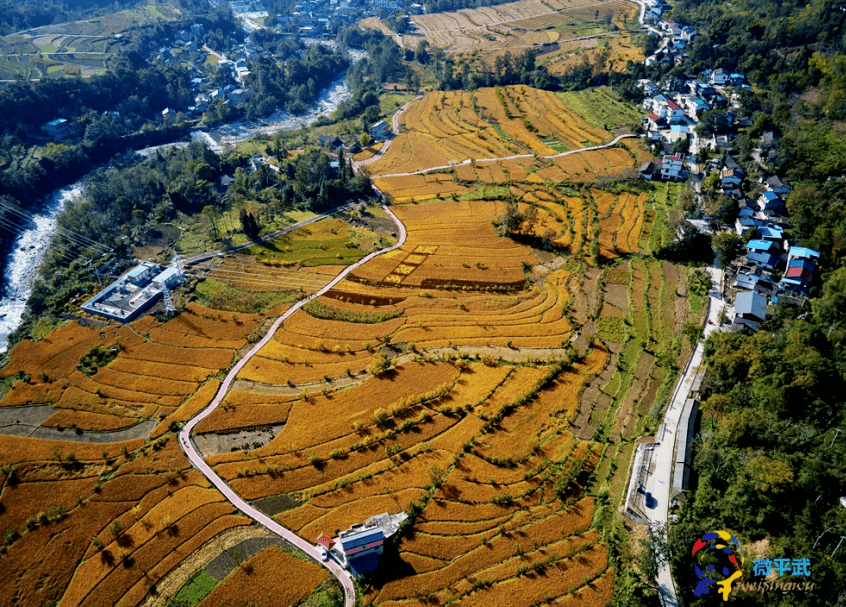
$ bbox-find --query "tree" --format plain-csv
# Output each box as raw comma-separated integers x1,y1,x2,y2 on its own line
368,353,391,376
495,202,522,235
202,205,220,241
359,131,370,148
521,205,539,232
712,232,742,268
240,208,261,239
688,269,712,296
636,524,668,587
712,195,739,226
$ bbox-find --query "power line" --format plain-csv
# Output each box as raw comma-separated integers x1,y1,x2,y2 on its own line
0,199,108,252
0,217,85,263
185,264,332,285
191,266,330,283
0,207,103,254
187,270,328,287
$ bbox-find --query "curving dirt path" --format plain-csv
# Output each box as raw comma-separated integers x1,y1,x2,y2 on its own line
370,133,637,178
178,204,408,607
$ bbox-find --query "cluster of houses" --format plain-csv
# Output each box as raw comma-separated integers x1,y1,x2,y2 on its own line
275,0,423,38
721,154,820,330
634,1,820,332
638,72,748,152
317,120,392,152
154,23,263,120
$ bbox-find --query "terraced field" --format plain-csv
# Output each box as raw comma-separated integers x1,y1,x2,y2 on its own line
368,86,626,179
393,0,641,73
0,85,700,607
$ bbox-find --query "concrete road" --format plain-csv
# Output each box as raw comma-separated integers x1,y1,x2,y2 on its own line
643,265,725,606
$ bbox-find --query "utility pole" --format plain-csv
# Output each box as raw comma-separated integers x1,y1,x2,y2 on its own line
832,536,846,559
813,527,832,550
832,429,842,449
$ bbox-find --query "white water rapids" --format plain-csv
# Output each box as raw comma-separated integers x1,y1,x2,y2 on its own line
0,183,83,353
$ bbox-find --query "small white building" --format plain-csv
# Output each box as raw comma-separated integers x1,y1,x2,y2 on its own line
370,120,391,140
41,118,70,140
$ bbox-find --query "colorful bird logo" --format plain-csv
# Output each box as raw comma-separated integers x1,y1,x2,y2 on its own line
691,530,745,601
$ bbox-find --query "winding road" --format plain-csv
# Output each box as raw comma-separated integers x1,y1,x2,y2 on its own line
178,203,407,607
175,82,639,604
353,96,422,170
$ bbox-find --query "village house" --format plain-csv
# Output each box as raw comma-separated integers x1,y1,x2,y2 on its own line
370,120,391,140
710,68,730,85
41,118,71,140
733,291,768,331
659,153,686,181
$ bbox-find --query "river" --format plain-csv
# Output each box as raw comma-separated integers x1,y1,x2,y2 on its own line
0,71,354,354
0,183,83,353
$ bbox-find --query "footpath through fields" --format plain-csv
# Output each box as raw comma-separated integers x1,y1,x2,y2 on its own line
178,203,409,607
372,132,637,178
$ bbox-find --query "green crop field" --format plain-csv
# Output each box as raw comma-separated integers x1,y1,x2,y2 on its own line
243,217,369,267
557,87,645,132
194,277,300,313
168,569,219,607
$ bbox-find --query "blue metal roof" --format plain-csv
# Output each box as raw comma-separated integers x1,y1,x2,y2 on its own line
738,208,754,217
789,246,820,260
735,291,767,320
761,191,781,202
788,258,815,272
736,273,760,289
339,527,385,550
779,277,808,291
747,239,774,251
758,226,783,239
746,251,778,268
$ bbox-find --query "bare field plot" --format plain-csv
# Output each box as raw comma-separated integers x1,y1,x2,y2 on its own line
401,0,637,58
